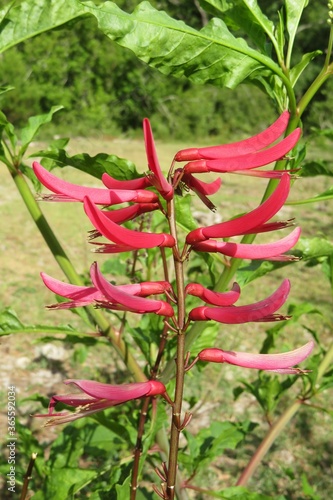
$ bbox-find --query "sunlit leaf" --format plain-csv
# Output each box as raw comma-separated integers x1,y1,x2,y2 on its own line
36,148,140,180
285,0,309,62
290,50,322,87
82,0,280,89
200,0,277,54
20,106,64,156
0,0,86,53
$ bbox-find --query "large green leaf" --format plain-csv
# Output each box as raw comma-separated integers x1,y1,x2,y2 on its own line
0,0,86,53
36,148,141,181
200,0,277,54
81,0,281,89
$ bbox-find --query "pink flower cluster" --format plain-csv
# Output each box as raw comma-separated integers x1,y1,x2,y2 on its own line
33,112,313,425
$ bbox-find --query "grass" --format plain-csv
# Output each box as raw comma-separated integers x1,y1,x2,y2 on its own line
1,132,333,498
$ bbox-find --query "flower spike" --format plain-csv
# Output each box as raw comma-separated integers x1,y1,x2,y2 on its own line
186,173,290,244
83,196,175,249
189,279,290,324
193,227,301,260
33,162,158,205
182,129,301,174
143,118,174,200
34,379,167,426
197,341,314,374
175,111,291,161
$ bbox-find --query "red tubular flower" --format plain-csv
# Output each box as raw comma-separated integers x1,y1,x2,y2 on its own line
186,173,290,244
189,279,290,324
185,282,241,306
90,262,174,317
34,379,166,426
193,227,301,261
175,111,291,161
83,196,175,249
181,129,301,175
143,118,174,200
33,162,158,205
197,340,314,374
41,271,173,310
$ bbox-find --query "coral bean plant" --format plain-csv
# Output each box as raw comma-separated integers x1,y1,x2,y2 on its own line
1,1,333,499
33,114,313,499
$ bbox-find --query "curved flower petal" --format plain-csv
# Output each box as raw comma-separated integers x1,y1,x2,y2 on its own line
33,162,158,204
41,272,103,309
64,379,166,400
198,341,314,373
186,173,290,244
102,173,151,190
84,196,175,249
90,262,174,317
34,379,166,426
143,118,173,200
189,279,290,324
185,282,241,306
193,227,301,260
175,111,291,161
182,129,301,174
41,272,173,310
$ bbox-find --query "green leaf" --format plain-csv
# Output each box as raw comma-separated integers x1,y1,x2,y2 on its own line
200,0,277,54
0,307,82,337
290,50,322,87
300,159,333,177
82,0,280,89
180,421,245,474
287,186,333,205
285,0,309,64
0,0,86,54
296,237,333,260
19,106,64,156
36,148,141,181
44,468,98,497
174,194,198,232
0,85,14,96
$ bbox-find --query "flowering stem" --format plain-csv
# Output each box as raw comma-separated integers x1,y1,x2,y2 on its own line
130,396,152,500
20,452,38,500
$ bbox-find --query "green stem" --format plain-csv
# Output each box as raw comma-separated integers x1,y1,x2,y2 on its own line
236,399,302,486
10,166,146,382
298,63,333,118
316,342,333,385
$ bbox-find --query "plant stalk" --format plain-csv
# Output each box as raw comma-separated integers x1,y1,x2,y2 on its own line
236,399,302,486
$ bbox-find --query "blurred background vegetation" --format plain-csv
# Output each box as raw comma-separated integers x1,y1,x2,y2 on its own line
0,0,332,140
